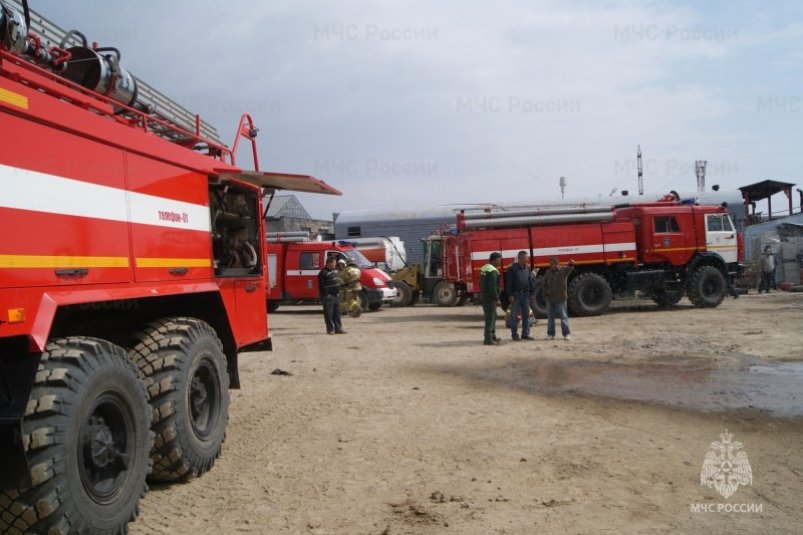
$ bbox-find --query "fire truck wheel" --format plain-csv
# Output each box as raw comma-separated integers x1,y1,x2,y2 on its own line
530,289,547,318
390,281,412,307
0,337,152,535
129,318,230,482
651,289,683,307
267,300,281,313
568,273,612,316
433,281,460,307
686,266,726,308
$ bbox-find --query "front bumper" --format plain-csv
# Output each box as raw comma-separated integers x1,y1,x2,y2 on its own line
365,287,397,305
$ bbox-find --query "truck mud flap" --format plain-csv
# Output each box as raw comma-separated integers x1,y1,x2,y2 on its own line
239,337,272,353
0,345,41,489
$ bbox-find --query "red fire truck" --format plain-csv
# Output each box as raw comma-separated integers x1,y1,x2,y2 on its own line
0,2,338,533
265,241,396,312
433,200,742,315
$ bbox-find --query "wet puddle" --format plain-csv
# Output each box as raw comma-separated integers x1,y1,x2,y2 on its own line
476,359,803,418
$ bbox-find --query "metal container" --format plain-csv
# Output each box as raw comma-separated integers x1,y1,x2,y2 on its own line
62,46,138,108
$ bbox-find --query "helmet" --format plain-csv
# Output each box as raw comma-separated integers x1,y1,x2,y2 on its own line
337,259,346,267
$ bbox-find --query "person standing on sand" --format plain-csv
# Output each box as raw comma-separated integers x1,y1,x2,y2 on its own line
758,245,775,294
542,256,575,341
505,250,534,341
318,256,346,334
479,252,502,345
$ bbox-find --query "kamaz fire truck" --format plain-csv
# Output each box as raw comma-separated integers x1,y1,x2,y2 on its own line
432,199,742,315
0,2,338,533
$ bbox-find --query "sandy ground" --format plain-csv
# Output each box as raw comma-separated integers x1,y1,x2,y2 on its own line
130,292,803,535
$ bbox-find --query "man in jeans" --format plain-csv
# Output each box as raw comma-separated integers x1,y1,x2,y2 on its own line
505,250,534,340
542,256,575,341
318,256,346,334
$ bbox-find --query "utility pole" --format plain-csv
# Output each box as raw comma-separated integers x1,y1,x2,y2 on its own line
695,160,707,192
559,176,566,199
637,145,643,195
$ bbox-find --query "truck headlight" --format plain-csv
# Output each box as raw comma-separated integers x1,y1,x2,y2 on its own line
372,277,385,287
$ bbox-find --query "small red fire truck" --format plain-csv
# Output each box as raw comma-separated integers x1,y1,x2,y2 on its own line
266,241,396,312
0,2,338,533
432,200,742,315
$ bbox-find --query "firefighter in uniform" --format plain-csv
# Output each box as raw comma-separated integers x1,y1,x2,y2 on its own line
338,258,363,317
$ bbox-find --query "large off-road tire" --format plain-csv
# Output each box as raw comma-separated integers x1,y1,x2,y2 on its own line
651,289,683,307
433,281,460,307
267,300,281,313
686,266,726,308
568,273,612,316
129,318,230,482
531,288,547,318
0,337,152,535
390,281,412,307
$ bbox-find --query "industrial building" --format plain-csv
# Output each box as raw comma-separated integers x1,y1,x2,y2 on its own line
265,194,334,238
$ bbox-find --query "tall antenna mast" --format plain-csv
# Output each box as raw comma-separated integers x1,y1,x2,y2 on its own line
637,145,643,195
695,160,707,192
559,176,566,199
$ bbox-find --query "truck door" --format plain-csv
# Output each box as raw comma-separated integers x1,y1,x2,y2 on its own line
0,120,131,288
209,180,267,346
285,247,321,299
704,213,738,263
644,214,691,265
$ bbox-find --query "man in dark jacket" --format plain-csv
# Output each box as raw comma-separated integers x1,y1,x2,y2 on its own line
318,256,346,334
479,252,502,345
505,250,534,340
542,256,575,340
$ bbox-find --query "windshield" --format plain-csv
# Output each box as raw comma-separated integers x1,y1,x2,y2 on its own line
335,249,374,269
326,249,376,269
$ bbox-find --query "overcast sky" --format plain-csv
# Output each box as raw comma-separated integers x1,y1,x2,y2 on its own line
44,1,803,219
